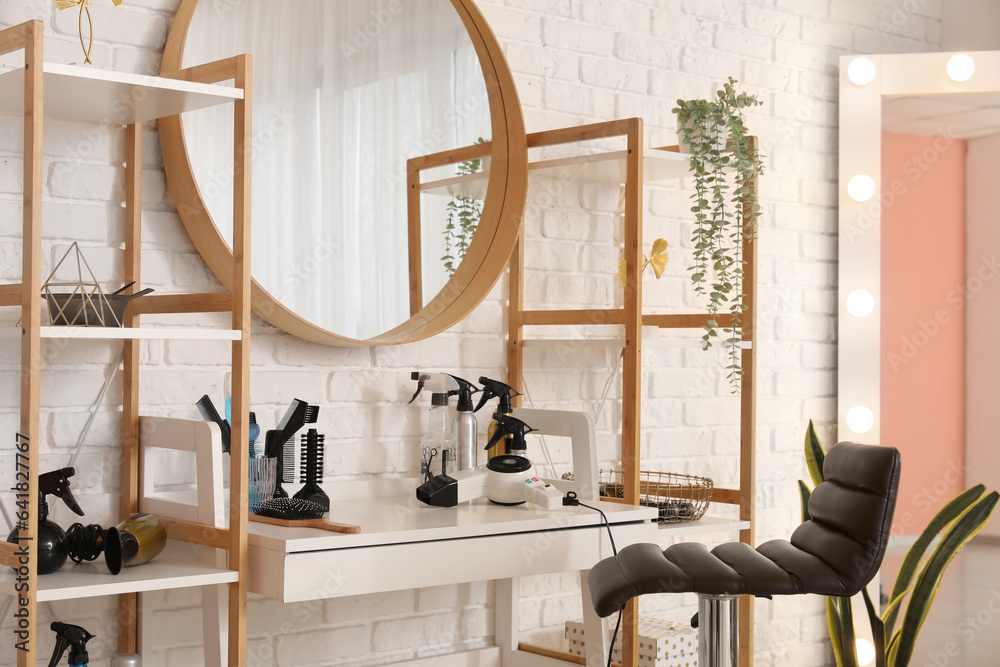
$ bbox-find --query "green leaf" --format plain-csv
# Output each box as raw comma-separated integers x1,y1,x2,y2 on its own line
798,480,812,523
890,492,1000,666
828,598,845,667
839,597,858,667
880,587,911,627
862,587,886,667
883,484,987,636
886,632,902,666
804,420,826,486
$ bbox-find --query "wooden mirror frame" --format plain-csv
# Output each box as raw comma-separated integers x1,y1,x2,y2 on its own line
160,0,527,346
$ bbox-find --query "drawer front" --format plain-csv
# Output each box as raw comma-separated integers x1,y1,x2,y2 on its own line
248,521,656,602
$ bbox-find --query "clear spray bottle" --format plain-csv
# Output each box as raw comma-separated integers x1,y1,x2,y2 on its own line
410,372,460,478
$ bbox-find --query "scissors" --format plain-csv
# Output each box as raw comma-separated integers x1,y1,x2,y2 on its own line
421,447,438,483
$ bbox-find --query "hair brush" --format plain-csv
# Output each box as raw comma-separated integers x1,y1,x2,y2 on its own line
293,429,328,512
249,497,359,534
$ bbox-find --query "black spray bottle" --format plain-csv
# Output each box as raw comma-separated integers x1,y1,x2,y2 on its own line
474,377,521,460
6,468,85,575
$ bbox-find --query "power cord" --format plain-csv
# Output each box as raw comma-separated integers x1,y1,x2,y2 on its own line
608,608,623,667
563,491,617,555
562,491,621,667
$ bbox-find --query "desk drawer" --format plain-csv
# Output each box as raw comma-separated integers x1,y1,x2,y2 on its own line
248,521,656,602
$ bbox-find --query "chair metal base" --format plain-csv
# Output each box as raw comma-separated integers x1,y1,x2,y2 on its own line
697,594,739,667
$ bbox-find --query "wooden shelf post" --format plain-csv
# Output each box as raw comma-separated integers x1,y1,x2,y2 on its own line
0,19,46,667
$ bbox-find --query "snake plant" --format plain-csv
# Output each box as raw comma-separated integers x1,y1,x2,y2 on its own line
799,421,998,667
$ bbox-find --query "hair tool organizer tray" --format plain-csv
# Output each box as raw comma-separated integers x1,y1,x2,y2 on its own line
250,398,360,534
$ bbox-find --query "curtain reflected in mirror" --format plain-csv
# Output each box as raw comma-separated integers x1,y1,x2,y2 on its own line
182,0,490,340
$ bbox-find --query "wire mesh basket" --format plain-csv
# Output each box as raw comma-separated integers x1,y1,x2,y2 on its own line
599,470,713,523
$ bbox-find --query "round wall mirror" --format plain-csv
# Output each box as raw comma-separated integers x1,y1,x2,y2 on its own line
160,0,526,345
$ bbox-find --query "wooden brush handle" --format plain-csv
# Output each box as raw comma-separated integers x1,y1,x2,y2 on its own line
248,513,361,534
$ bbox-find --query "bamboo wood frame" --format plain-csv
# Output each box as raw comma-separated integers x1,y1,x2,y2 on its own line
0,19,43,667
406,120,758,665
504,121,757,667
159,0,527,347
0,22,252,665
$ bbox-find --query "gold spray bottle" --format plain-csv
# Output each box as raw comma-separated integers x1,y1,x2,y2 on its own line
474,377,521,460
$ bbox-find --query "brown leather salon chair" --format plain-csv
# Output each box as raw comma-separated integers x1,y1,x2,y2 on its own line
588,442,901,667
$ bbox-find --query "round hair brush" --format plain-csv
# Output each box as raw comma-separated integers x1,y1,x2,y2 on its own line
293,429,329,512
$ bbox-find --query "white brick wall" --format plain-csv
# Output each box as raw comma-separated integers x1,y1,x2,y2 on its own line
0,0,943,665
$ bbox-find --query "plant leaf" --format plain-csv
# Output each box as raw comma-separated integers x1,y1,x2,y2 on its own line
828,598,845,667
886,631,902,666
862,587,886,667
883,484,987,636
891,492,1000,667
839,597,858,667
798,480,812,523
804,419,825,486
618,258,628,288
880,587,911,626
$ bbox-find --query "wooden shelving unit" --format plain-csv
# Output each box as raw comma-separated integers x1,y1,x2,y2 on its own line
0,21,251,667
412,117,759,667
514,119,758,667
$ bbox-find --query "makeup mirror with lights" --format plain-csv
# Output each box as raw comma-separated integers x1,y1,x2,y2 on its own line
838,50,1000,535
160,0,527,346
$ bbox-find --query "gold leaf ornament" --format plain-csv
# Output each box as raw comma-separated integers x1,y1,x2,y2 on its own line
619,238,669,287
55,0,126,65
56,0,123,7
648,238,669,278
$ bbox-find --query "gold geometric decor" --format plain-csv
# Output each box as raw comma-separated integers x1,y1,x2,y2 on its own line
55,0,125,65
42,242,120,326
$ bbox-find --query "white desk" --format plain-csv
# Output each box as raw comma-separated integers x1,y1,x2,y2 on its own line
246,493,658,667
246,494,657,601
138,414,739,667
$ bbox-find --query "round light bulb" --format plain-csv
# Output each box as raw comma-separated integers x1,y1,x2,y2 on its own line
848,175,876,202
848,57,876,85
846,290,875,317
847,406,875,434
947,54,975,82
856,638,876,666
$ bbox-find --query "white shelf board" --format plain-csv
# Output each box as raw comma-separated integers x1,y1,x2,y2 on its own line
521,338,752,349
420,148,689,197
656,516,750,536
0,326,241,341
0,62,243,124
0,540,237,602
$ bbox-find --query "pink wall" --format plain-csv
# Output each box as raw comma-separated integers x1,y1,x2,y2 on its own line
881,133,966,535
965,133,1000,539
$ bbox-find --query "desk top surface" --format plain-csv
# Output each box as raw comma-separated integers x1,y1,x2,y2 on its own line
248,495,657,553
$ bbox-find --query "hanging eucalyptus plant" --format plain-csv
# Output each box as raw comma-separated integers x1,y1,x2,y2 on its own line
442,138,488,277
673,78,763,392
